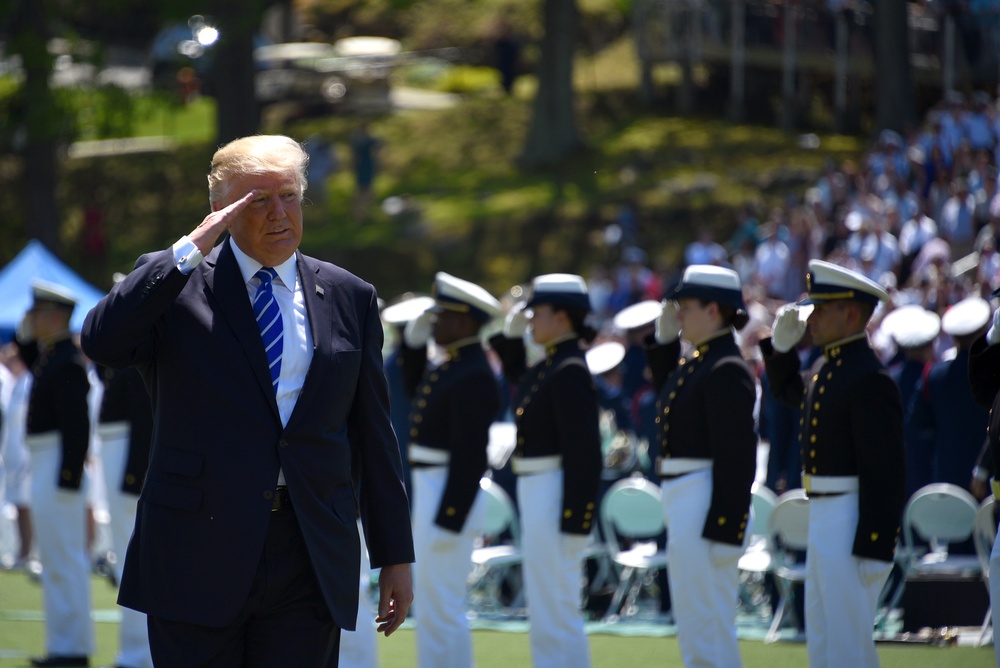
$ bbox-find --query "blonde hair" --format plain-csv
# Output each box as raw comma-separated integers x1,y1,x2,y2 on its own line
207,135,309,204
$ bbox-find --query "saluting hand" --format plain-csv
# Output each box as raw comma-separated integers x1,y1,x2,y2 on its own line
988,307,1000,346
188,191,256,256
655,300,680,344
404,309,435,348
771,303,810,353
504,303,529,339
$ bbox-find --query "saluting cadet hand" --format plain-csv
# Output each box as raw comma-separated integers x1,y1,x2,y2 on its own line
404,309,435,348
988,307,1000,345
771,303,809,353
655,300,681,343
504,303,529,338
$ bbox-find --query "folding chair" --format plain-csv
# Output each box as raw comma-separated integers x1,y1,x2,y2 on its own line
739,482,778,617
974,496,997,647
765,488,810,642
467,477,523,616
901,483,980,576
600,475,669,621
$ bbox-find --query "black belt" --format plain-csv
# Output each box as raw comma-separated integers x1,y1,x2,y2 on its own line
272,486,291,512
806,491,847,498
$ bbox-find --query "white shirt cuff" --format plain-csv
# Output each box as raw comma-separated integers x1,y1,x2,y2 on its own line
171,236,204,275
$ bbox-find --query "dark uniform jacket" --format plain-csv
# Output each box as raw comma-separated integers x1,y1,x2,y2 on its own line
491,335,602,536
969,334,1000,478
761,334,905,562
908,348,989,489
99,365,153,496
27,335,90,490
401,338,500,532
645,330,756,546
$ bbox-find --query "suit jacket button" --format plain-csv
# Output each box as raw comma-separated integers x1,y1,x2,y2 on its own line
263,490,274,500
279,439,288,449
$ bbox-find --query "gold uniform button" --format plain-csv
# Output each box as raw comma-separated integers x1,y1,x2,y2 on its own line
813,402,820,411
655,417,661,424
811,467,817,474
516,407,524,416
564,509,572,518
422,386,431,395
125,474,135,484
819,386,825,394
810,434,816,443
811,418,818,427
826,372,833,380
836,359,843,367
740,521,747,529
410,428,418,437
717,517,726,526
61,470,71,480
669,392,676,400
870,532,879,542
737,532,744,540
586,502,595,510
584,512,593,520
531,385,538,392
664,407,671,415
430,373,439,381
799,418,804,426
677,378,685,387
583,521,591,530
418,399,427,408
812,374,819,382
810,449,816,457
446,507,456,516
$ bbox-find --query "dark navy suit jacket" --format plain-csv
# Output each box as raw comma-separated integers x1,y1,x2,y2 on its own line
81,239,414,629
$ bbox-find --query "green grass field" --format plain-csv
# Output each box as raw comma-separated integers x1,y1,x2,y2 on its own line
0,570,993,667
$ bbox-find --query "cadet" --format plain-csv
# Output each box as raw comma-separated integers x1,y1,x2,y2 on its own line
24,281,94,668
401,272,501,668
491,274,602,668
968,291,1000,668
646,265,756,668
761,260,905,668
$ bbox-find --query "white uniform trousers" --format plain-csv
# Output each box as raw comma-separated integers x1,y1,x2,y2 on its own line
100,425,153,668
805,492,890,668
517,470,591,668
412,466,485,668
340,520,378,668
990,527,1000,668
661,470,744,668
29,438,95,657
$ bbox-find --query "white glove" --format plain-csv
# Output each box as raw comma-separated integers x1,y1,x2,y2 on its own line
988,307,1000,345
504,303,529,339
404,309,434,348
771,303,809,353
655,301,681,344
15,315,34,344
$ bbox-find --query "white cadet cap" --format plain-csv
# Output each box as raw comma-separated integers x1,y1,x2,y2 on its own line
941,297,991,337
432,271,501,322
30,279,77,310
671,265,745,310
526,273,591,312
880,305,940,349
381,294,435,325
802,259,889,306
586,341,626,376
612,300,662,331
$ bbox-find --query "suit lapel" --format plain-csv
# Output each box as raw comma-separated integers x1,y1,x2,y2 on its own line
286,251,330,429
204,239,281,419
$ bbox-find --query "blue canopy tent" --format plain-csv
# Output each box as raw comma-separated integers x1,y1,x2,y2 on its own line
0,240,107,340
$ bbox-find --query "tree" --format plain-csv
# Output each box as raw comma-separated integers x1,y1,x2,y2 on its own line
207,0,270,144
519,0,583,167
873,0,915,133
6,0,63,252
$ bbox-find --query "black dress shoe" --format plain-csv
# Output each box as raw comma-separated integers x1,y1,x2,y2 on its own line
29,655,89,667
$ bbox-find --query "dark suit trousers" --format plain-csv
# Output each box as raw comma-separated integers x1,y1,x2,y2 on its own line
147,503,341,667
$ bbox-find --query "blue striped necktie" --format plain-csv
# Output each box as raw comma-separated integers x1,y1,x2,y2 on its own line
253,268,283,394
